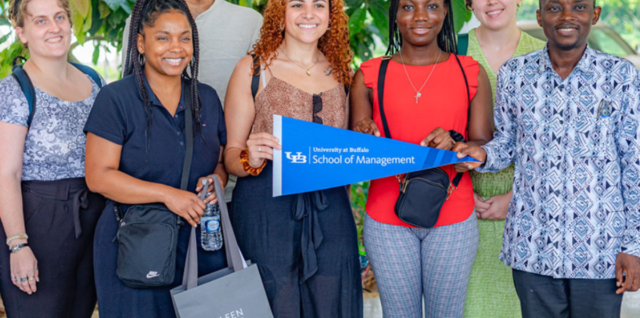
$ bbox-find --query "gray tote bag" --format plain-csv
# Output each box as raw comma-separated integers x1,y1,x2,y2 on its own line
170,176,274,318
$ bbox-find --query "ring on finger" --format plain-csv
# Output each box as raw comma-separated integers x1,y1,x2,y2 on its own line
28,276,34,281
258,146,262,152
11,276,16,282
19,277,27,283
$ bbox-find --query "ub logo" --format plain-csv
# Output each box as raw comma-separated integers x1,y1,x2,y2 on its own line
285,152,307,164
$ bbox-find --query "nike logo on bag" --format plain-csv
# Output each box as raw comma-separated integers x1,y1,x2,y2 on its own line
146,271,160,279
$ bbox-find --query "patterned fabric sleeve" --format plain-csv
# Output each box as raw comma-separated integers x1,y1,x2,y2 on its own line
0,76,29,127
620,64,640,258
477,63,518,173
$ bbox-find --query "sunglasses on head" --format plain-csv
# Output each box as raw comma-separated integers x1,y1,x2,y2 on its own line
312,94,323,124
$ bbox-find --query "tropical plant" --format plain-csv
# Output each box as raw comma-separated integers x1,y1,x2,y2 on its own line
0,0,473,77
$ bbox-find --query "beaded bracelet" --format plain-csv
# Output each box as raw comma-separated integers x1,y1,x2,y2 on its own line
6,233,28,246
240,148,267,176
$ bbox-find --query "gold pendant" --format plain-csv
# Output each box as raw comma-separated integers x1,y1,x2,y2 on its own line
306,70,311,76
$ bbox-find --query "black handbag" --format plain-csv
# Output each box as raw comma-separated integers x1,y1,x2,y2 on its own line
113,90,195,288
377,54,470,228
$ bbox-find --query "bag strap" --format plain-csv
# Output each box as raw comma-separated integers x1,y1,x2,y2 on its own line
450,53,471,188
376,54,470,188
180,84,194,191
377,56,393,139
11,57,36,127
182,175,246,290
70,62,104,89
11,58,104,128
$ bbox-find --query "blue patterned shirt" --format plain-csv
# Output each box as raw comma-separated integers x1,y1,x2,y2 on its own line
0,74,103,181
478,46,640,279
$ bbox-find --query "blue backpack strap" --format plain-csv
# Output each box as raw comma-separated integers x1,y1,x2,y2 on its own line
70,62,103,88
11,60,37,127
457,33,469,56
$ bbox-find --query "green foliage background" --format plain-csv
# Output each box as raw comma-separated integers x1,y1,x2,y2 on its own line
0,0,472,77
517,0,640,48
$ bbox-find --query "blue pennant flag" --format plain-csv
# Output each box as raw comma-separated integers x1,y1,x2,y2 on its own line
272,115,481,197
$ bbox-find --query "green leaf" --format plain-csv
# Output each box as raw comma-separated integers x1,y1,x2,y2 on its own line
0,32,10,45
349,6,367,35
102,0,127,11
98,2,111,19
0,18,11,27
451,0,472,33
92,44,100,65
368,0,389,42
72,0,90,16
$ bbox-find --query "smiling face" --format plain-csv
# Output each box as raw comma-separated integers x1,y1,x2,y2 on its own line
396,0,447,48
470,0,520,31
284,0,330,44
15,0,72,59
537,0,601,51
137,10,193,77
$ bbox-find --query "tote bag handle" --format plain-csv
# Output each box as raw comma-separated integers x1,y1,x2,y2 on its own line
182,175,246,290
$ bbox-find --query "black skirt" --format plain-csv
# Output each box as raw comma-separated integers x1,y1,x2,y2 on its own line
0,178,105,318
231,162,363,318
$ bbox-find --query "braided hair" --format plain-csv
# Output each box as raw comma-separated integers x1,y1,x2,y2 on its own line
386,0,458,55
124,0,202,142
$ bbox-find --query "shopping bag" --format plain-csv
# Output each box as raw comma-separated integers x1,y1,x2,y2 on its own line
171,176,274,318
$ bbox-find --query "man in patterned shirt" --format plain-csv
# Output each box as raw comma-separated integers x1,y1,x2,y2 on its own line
457,0,640,317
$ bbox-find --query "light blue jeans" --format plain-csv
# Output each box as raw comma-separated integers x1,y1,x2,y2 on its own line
364,212,479,318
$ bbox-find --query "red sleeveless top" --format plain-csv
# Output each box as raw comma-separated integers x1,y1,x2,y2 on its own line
360,54,479,228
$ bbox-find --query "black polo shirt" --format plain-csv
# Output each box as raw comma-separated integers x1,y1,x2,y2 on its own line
84,74,226,193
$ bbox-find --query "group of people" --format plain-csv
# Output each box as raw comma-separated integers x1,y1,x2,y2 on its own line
0,0,638,317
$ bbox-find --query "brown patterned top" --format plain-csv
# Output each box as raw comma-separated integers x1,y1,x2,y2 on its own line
252,76,347,134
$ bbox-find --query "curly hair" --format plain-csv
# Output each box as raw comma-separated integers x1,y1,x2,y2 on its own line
249,0,352,86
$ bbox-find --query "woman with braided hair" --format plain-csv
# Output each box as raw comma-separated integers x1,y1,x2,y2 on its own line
224,0,362,316
350,0,494,317
84,0,227,316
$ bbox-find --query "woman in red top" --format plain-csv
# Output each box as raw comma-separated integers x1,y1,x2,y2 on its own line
350,0,493,316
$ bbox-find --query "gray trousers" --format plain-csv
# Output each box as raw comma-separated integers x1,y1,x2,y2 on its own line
364,213,479,318
512,269,623,318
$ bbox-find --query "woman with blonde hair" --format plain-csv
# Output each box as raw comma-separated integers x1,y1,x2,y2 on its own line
224,0,362,316
0,0,105,316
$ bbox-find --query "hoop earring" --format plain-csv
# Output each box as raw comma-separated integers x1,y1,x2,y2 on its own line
280,22,285,31
138,54,145,66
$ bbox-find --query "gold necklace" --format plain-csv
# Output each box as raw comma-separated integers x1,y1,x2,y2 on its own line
279,48,320,76
400,49,442,104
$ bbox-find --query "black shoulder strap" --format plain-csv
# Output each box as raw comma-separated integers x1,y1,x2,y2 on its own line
457,33,469,56
180,83,195,191
251,54,260,100
11,57,37,127
451,53,471,188
70,62,104,89
377,56,392,139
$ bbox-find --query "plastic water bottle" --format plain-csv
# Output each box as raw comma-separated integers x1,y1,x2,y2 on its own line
201,197,223,251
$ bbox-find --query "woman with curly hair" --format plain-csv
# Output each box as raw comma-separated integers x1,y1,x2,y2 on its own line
224,0,362,316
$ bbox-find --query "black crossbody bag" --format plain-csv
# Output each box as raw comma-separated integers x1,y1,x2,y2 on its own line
377,54,471,228
113,91,195,288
